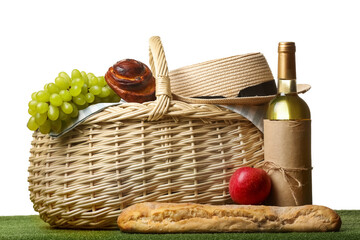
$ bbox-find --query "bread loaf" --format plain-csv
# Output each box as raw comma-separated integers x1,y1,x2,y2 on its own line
105,59,156,103
118,202,341,233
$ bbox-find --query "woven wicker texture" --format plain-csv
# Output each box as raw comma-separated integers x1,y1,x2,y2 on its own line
28,36,265,229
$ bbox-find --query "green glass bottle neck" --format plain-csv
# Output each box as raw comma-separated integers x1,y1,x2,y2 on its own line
277,48,297,94
278,79,297,94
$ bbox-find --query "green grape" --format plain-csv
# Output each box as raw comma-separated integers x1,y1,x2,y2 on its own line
71,69,82,80
62,119,72,129
98,76,106,87
73,94,86,105
51,119,62,133
93,96,101,104
35,112,47,125
39,120,51,134
28,108,36,116
76,102,88,110
59,90,72,102
27,117,39,131
59,72,71,82
105,85,112,92
31,92,37,100
69,85,81,96
81,71,89,85
101,96,111,103
111,94,121,102
55,76,70,90
47,83,60,94
87,73,95,80
88,76,98,87
99,86,110,98
28,69,122,134
71,78,84,87
28,100,38,111
85,92,95,103
89,85,101,95
81,84,88,95
36,90,50,102
58,108,70,121
49,93,63,106
70,103,79,118
37,102,49,114
48,105,60,121
108,87,116,97
61,102,73,114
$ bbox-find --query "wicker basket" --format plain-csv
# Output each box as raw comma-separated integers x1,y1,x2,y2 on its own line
28,36,264,229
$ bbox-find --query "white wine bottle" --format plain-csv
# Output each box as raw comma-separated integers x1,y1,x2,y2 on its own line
267,42,310,120
264,42,312,206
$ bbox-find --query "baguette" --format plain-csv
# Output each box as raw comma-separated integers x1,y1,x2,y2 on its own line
117,202,341,233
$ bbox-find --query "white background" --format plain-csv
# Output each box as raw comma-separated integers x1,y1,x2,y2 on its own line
0,0,359,215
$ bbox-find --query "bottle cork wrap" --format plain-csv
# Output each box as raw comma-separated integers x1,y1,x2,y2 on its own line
263,119,312,206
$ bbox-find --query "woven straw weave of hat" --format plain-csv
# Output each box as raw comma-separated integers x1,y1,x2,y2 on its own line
169,53,274,99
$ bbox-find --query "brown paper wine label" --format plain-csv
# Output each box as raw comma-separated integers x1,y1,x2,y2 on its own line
263,119,312,206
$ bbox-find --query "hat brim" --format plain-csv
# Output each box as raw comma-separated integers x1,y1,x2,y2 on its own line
172,84,311,105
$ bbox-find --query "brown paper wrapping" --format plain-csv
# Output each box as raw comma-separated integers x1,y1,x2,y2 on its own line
263,119,312,206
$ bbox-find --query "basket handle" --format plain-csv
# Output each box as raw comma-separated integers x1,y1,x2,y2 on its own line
148,36,172,121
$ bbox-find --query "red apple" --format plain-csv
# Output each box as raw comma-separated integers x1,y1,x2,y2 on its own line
229,167,271,205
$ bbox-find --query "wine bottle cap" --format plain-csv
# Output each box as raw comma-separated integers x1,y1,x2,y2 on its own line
278,42,296,81
278,42,296,53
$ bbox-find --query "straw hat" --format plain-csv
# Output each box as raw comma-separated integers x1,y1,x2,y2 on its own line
169,53,310,105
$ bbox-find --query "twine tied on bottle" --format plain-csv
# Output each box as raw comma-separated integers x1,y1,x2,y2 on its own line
255,161,312,206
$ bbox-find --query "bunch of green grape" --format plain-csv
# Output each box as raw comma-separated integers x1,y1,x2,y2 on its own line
27,69,120,134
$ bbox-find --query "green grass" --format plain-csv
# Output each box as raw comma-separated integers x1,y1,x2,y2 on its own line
0,210,359,240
